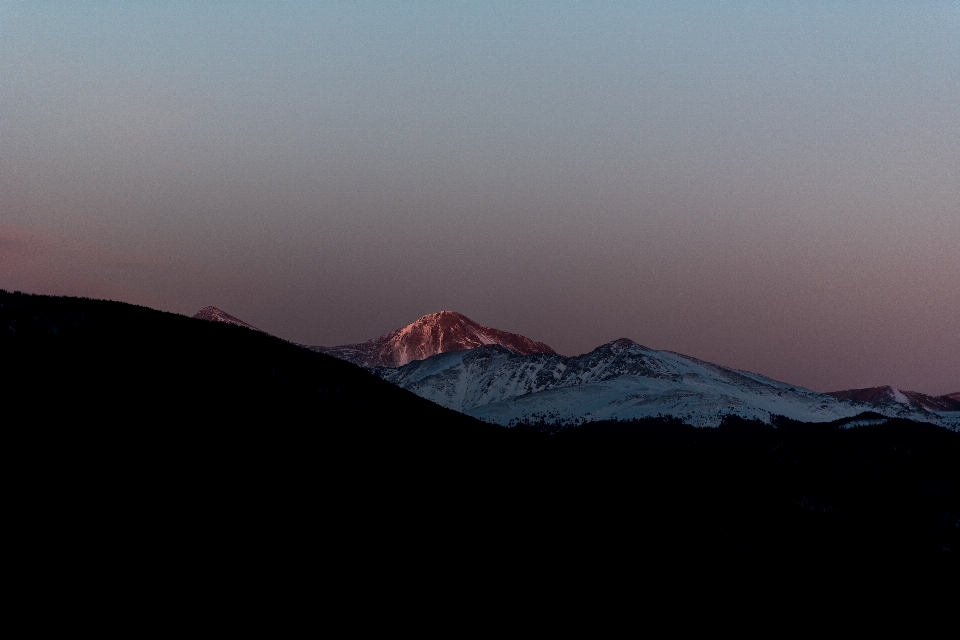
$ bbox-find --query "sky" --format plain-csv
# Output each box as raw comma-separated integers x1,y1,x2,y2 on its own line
1,2,958,395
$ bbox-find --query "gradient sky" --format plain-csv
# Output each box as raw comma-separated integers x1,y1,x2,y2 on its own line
2,2,958,394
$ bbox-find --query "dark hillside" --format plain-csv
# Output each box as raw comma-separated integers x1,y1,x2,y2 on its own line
0,289,508,582
0,289,484,429
3,290,957,597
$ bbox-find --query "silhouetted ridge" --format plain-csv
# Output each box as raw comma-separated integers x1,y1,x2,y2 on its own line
2,290,485,432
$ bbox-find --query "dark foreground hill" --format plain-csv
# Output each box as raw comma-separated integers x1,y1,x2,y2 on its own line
0,289,481,428
2,290,957,603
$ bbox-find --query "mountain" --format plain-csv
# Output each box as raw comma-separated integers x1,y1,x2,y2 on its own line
376,338,955,428
188,304,956,429
310,310,554,368
7,290,960,579
826,386,960,412
3,291,489,432
193,305,264,332
945,392,960,402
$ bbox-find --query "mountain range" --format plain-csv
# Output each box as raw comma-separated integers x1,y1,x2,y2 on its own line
195,306,959,429
826,386,960,412
374,339,957,428
8,290,959,576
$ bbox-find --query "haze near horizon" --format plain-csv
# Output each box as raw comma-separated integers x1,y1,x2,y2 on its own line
1,2,957,394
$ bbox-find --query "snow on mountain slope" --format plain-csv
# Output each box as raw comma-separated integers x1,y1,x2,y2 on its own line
826,386,960,412
193,306,264,333
188,304,957,429
376,339,950,428
309,311,554,368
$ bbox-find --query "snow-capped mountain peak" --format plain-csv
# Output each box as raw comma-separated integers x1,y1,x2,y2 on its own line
189,302,957,429
310,311,555,368
373,339,956,428
192,306,263,332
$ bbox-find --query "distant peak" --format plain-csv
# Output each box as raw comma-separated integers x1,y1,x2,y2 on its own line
826,385,960,411
192,306,262,332
314,310,554,367
605,338,656,352
416,310,469,323
195,305,223,314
